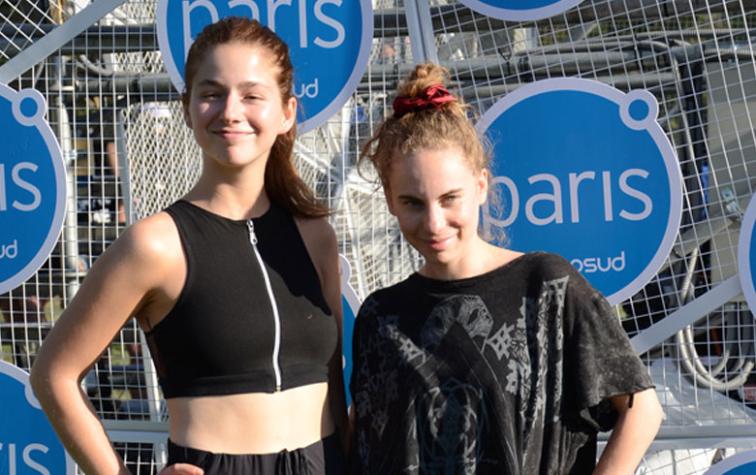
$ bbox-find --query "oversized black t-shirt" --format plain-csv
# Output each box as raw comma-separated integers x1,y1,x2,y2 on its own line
349,252,653,474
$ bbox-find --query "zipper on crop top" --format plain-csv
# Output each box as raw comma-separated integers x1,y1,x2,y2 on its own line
246,219,283,392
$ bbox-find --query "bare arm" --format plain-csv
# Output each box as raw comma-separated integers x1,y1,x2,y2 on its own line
593,388,663,475
30,214,181,474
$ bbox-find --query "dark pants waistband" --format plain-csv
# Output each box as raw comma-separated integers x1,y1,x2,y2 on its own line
167,433,344,475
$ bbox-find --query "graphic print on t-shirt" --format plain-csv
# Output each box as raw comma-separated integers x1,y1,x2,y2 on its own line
353,275,569,474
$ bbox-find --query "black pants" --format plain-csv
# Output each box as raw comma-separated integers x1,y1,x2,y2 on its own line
167,433,346,475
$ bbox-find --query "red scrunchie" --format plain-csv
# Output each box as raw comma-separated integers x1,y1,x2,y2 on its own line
392,84,457,118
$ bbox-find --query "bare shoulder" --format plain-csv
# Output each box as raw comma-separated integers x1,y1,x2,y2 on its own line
80,212,185,299
294,216,337,255
295,216,336,242
74,211,185,329
294,216,338,283
114,211,183,265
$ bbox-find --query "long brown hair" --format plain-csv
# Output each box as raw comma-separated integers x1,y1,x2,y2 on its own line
183,17,329,218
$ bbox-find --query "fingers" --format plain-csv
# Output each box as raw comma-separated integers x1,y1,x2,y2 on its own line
159,463,204,475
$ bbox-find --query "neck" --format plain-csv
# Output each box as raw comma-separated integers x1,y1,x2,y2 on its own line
185,159,269,220
419,238,513,281
419,236,485,280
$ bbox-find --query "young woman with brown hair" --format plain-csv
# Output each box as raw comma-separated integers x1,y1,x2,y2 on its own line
31,17,347,475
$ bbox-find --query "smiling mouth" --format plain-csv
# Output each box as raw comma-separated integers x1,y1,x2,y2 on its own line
213,130,255,139
425,236,453,250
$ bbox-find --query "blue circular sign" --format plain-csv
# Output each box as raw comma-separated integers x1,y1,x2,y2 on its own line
0,84,66,295
704,450,756,475
738,195,756,315
477,79,682,305
0,361,74,474
458,0,585,21
156,0,373,134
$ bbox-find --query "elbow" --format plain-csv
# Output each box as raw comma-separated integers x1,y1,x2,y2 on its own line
29,360,52,403
29,357,66,410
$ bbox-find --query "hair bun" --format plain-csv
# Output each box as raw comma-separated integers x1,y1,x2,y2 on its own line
392,84,457,118
398,63,450,98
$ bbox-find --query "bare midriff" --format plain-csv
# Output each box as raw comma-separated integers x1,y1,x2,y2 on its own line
166,382,334,454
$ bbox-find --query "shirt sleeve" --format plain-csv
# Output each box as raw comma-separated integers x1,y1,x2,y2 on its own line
562,267,654,432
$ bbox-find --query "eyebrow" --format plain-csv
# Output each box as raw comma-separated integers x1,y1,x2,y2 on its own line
396,188,463,201
195,80,266,89
397,194,422,201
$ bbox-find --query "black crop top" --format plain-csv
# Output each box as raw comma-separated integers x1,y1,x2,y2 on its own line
144,200,338,398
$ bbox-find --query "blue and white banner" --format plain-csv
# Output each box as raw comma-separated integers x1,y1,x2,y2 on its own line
156,0,373,134
738,194,756,314
477,78,682,305
339,255,360,406
0,361,74,474
0,84,66,295
704,449,756,475
458,0,585,21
